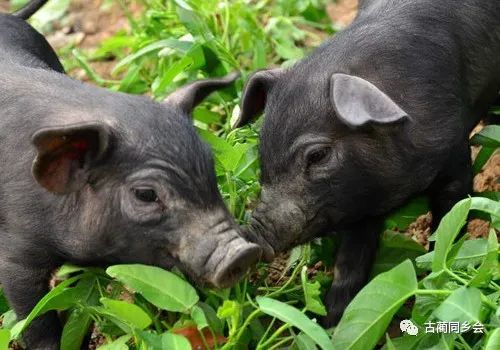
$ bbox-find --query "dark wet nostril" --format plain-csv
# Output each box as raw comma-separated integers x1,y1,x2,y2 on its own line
212,244,262,288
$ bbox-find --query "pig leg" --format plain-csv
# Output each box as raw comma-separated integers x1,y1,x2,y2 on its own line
429,144,473,232
0,259,60,350
322,218,381,327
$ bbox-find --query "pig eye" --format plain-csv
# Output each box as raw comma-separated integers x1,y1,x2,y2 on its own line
306,147,330,167
133,188,159,203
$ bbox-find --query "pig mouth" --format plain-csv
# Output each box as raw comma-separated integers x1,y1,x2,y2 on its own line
246,207,334,255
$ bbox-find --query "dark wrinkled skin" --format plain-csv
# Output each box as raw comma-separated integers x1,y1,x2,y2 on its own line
237,0,500,327
0,9,260,350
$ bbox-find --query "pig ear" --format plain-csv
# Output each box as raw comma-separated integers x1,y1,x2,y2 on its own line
234,68,285,128
164,72,240,115
330,73,408,127
31,122,111,194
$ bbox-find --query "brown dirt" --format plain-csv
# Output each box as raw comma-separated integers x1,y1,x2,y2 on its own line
327,0,359,27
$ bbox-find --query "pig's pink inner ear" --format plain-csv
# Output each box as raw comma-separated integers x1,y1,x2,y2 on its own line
31,123,110,194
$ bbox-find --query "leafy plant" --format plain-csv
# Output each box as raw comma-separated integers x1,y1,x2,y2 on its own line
1,1,499,349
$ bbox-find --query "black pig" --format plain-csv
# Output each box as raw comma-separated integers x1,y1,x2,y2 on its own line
0,1,261,348
235,0,500,326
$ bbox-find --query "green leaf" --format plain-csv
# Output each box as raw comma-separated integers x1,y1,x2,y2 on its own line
256,297,333,350
373,230,426,276
470,125,500,148
11,274,85,338
473,146,495,174
106,265,198,313
113,38,192,73
381,332,426,350
217,300,241,328
191,304,209,330
301,266,327,316
56,264,86,277
384,196,429,231
160,333,191,350
332,260,418,350
433,287,482,323
100,298,152,330
98,335,131,350
417,239,489,270
197,302,223,334
470,229,499,287
432,198,471,272
0,289,9,314
412,294,447,324
471,197,500,229
60,309,92,350
296,332,318,350
485,328,500,350
0,329,9,350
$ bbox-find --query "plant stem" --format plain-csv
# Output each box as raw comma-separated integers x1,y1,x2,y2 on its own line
223,309,262,350
267,336,295,350
415,289,452,296
257,323,291,350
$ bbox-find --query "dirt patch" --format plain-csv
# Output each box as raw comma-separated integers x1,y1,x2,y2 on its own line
328,0,358,27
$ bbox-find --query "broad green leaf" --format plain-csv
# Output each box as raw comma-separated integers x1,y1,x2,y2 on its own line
301,267,327,316
412,294,447,324
100,298,152,330
160,333,191,350
198,129,250,172
98,335,131,350
432,198,471,272
56,264,86,277
382,332,425,350
11,274,85,338
296,333,318,350
257,297,333,350
470,229,499,287
485,328,500,350
60,309,92,350
417,239,488,270
384,196,429,231
332,260,418,350
433,287,481,323
373,230,426,276
470,125,500,148
1,310,17,330
198,302,223,334
106,265,198,312
191,304,209,330
473,146,495,174
0,329,9,350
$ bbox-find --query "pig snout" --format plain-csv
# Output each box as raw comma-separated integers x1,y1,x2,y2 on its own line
245,199,307,255
209,238,262,288
176,217,263,288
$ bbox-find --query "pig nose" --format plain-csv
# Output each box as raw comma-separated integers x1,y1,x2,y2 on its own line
211,242,262,288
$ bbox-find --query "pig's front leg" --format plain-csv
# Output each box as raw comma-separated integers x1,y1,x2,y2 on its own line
429,143,473,232
322,218,381,328
0,258,60,350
